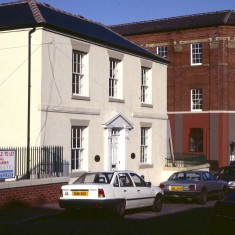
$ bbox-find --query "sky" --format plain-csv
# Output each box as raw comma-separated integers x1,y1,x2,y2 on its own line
0,0,235,25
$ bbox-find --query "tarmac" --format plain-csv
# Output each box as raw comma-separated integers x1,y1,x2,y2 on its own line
0,202,64,225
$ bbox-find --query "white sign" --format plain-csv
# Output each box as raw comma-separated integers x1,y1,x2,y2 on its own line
0,150,16,179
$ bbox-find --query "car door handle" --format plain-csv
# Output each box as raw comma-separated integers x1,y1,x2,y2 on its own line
123,190,127,192
137,190,140,192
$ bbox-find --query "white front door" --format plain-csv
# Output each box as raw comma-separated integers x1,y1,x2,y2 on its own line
104,113,133,171
111,128,128,170
111,129,119,169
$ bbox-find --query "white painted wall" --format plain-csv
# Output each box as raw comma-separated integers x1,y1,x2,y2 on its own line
0,29,33,146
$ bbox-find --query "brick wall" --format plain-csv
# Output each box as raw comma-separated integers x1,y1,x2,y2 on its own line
120,26,235,167
0,177,68,208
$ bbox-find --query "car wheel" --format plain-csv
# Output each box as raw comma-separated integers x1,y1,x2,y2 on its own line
198,189,207,205
152,194,163,212
112,201,125,218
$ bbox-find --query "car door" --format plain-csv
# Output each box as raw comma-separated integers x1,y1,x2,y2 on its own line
130,173,154,207
202,172,221,195
117,173,137,209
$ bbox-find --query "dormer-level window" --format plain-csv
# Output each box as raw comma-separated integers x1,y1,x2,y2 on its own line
191,43,202,65
156,46,167,58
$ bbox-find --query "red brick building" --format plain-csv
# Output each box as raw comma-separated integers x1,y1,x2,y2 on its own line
111,10,235,169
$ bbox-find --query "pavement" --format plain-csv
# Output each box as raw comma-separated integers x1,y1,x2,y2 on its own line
0,202,64,225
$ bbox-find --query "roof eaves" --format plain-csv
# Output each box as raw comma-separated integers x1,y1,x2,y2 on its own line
100,22,168,63
0,1,167,64
110,10,235,35
42,23,169,64
33,2,168,64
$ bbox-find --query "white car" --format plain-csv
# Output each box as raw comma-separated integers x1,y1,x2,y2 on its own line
59,171,164,217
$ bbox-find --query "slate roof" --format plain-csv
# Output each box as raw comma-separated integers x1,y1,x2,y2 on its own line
0,0,168,64
110,10,235,36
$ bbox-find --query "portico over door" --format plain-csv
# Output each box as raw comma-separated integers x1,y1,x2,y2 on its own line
103,113,133,171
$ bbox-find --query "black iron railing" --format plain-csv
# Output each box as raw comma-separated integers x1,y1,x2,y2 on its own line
166,153,207,167
0,146,68,179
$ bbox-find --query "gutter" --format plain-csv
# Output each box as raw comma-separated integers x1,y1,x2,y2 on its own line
27,27,36,179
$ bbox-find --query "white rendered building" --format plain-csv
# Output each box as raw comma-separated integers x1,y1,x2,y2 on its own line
0,0,168,184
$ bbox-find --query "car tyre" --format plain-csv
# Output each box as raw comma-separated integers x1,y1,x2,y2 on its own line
152,194,163,212
112,201,125,218
198,189,207,205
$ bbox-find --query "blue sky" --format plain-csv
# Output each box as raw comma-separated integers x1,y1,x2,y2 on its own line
1,0,235,25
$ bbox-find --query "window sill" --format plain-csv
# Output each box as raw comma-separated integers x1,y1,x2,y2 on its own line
139,163,153,169
71,95,90,101
109,97,125,103
141,103,153,108
191,109,202,112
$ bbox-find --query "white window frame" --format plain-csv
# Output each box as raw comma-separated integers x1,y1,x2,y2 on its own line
72,50,87,96
141,67,151,103
156,46,167,58
140,127,151,164
109,59,120,98
71,126,84,170
191,43,202,65
191,89,202,111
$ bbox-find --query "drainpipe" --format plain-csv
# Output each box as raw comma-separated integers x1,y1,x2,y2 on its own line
27,27,36,179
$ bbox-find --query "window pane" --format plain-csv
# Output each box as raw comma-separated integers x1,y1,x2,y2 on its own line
71,126,84,170
191,43,202,65
72,50,84,95
109,59,118,97
141,67,149,103
140,127,148,163
190,128,203,152
157,46,167,58
191,89,202,111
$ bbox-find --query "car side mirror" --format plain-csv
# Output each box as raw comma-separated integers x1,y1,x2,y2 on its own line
146,182,151,187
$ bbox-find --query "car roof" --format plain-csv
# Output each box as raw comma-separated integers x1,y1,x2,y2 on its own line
173,171,206,174
85,170,135,174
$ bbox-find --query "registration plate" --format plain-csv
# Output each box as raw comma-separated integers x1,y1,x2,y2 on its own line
72,191,89,196
170,186,184,191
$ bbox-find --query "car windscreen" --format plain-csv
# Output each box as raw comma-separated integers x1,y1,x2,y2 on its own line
219,167,235,176
74,172,114,184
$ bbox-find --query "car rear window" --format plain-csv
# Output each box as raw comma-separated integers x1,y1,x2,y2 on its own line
169,172,201,181
74,173,114,184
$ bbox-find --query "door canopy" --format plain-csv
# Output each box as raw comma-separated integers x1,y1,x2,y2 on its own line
103,113,133,130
